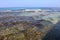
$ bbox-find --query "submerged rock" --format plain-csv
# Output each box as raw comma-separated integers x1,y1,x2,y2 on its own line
0,19,54,40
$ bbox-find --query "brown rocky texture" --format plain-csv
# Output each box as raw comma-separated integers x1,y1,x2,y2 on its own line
0,20,54,40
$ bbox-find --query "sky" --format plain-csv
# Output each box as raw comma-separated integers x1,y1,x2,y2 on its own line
0,0,60,7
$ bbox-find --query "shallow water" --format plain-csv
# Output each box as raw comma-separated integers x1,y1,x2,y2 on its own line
0,8,60,40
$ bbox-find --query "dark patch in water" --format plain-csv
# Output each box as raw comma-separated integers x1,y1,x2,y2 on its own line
43,21,60,40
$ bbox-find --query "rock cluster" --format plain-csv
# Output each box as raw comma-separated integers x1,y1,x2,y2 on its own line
0,20,53,40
